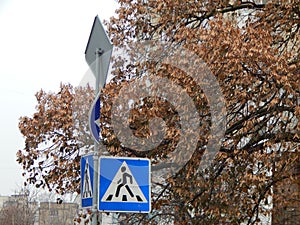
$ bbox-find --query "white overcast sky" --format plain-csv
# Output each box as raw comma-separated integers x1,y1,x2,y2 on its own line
0,0,118,195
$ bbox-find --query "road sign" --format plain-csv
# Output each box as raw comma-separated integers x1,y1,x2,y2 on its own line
81,154,94,208
85,15,113,88
98,157,151,213
89,92,101,143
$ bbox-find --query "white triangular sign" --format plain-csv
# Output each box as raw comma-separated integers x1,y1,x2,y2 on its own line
101,162,147,203
82,160,93,199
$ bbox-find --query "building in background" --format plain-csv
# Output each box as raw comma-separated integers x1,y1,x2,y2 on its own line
0,194,81,225
38,202,78,225
0,196,10,208
0,194,38,225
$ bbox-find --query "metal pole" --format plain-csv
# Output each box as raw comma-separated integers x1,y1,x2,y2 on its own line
98,50,111,225
92,48,103,225
92,143,99,225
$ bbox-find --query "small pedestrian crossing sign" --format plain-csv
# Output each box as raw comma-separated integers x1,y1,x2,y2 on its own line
98,157,151,213
80,154,94,208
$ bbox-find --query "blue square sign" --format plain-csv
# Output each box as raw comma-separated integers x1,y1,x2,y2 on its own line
80,154,94,208
98,157,151,213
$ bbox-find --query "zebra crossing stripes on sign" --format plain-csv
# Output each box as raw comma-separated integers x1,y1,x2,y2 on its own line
98,157,151,213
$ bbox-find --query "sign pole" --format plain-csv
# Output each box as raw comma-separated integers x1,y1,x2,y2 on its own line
84,15,113,225
92,48,103,225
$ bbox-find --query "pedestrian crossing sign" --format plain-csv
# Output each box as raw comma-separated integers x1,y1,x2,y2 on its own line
98,157,151,213
80,154,94,208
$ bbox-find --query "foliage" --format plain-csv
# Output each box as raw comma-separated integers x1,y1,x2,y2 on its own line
103,0,299,224
17,84,94,194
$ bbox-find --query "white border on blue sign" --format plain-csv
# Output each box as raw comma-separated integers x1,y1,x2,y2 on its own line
98,156,151,213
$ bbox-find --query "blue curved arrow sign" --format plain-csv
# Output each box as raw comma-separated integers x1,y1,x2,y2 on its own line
89,92,101,143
